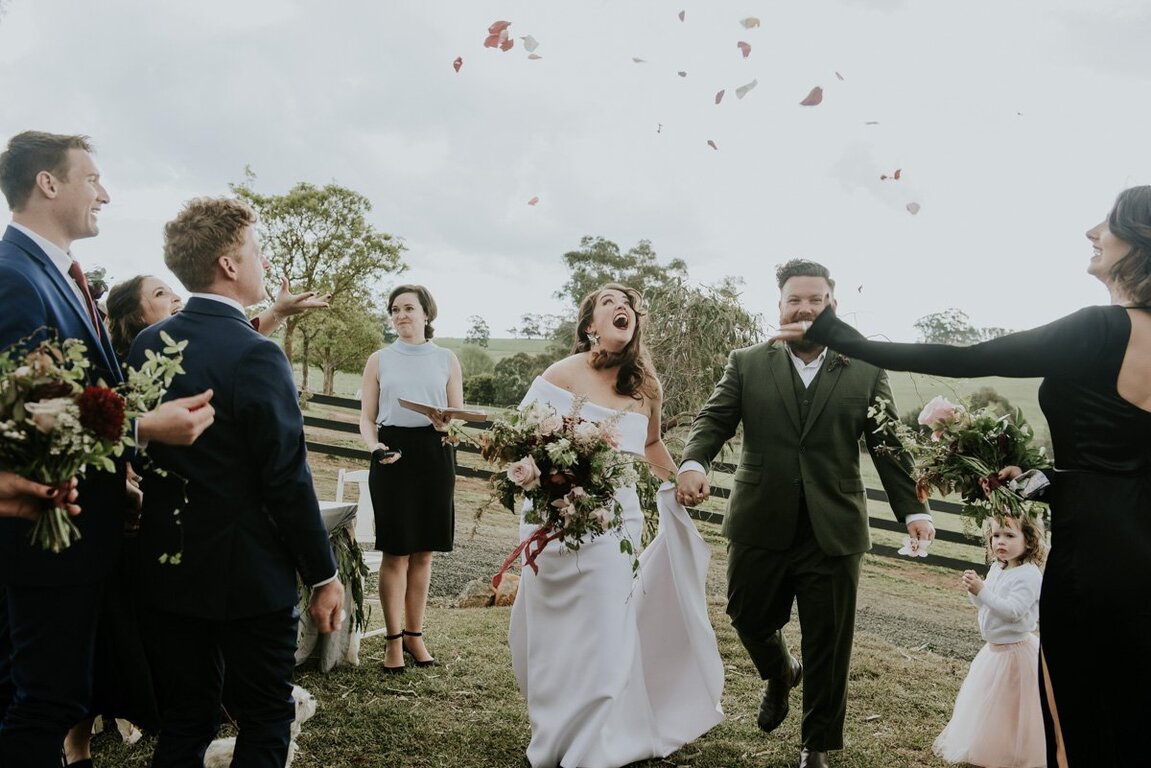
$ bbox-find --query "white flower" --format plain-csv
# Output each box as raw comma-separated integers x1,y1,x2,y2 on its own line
537,414,564,437
24,397,73,434
590,507,613,529
897,537,931,558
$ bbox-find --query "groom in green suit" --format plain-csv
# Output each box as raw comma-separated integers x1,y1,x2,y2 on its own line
677,259,933,768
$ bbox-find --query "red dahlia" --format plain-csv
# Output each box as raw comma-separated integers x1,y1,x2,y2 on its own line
77,386,126,441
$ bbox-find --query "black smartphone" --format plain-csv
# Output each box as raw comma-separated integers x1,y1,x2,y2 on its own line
372,448,402,462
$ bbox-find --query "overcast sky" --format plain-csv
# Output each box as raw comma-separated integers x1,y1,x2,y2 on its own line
2,0,1149,340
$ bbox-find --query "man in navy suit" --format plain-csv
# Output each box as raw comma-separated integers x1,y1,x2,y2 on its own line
128,196,344,767
0,131,215,767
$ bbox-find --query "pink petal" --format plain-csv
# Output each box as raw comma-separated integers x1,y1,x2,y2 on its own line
499,36,514,52
715,89,725,105
483,33,501,48
528,53,542,60
707,140,718,150
488,20,512,35
799,86,823,106
528,196,539,206
678,10,685,21
737,41,751,58
452,57,462,73
835,71,844,81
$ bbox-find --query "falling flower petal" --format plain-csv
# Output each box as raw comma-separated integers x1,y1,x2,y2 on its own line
740,17,761,28
632,57,646,63
484,21,514,51
880,169,902,181
677,70,687,77
737,41,751,58
707,139,718,150
715,89,725,104
488,20,511,34
521,35,539,52
907,202,921,215
857,285,864,293
499,36,514,51
528,53,542,60
452,57,462,73
835,71,844,81
864,121,880,125
527,196,539,206
897,537,931,558
735,79,758,99
799,86,823,106
678,10,685,21
894,168,902,180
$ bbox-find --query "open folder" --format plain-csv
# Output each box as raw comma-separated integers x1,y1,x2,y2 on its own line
397,398,488,423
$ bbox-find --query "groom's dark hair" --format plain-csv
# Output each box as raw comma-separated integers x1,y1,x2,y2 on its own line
775,259,835,294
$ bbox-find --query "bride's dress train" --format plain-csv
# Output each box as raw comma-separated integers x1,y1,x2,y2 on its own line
508,377,724,768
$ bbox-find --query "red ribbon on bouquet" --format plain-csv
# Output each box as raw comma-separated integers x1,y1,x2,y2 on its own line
491,526,562,589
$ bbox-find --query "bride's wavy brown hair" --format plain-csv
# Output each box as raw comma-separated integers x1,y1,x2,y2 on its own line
572,282,658,400
1107,185,1151,305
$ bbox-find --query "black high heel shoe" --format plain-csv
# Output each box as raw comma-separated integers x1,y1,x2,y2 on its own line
383,632,406,674
402,629,437,667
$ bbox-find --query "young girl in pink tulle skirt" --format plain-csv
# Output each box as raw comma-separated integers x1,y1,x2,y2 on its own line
934,513,1048,768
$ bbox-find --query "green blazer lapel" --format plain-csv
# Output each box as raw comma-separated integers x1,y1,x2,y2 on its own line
767,345,802,434
800,357,845,440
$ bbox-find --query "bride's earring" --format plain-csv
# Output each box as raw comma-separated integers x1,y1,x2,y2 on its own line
586,330,599,347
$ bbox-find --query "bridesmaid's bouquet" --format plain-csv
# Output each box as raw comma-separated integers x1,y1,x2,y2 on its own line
0,330,186,552
463,398,638,585
870,394,1050,528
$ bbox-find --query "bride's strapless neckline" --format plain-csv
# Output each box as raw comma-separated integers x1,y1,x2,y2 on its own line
531,376,647,422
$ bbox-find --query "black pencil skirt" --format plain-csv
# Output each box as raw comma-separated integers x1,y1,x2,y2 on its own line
369,425,456,555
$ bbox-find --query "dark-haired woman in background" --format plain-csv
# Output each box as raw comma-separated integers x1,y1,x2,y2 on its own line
508,283,723,768
358,285,462,674
774,186,1151,767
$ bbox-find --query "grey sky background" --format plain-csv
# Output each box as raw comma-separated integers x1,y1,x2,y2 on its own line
2,0,1149,339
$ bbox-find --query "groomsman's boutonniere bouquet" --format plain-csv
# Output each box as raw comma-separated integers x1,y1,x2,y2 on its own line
454,398,638,586
0,330,186,552
870,394,1050,529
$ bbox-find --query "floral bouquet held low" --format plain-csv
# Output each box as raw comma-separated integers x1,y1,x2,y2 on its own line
871,394,1051,530
0,331,185,553
455,398,639,587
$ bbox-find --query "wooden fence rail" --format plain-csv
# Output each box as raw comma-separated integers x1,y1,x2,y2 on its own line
301,392,986,571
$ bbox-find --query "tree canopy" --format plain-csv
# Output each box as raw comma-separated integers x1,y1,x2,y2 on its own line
555,236,688,308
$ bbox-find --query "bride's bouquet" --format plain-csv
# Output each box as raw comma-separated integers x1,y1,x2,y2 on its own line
0,330,186,552
461,397,639,585
870,394,1050,528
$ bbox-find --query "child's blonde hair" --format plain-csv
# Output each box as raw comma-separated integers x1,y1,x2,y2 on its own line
986,512,1048,568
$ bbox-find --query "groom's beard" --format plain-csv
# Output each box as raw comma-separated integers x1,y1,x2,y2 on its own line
786,339,824,357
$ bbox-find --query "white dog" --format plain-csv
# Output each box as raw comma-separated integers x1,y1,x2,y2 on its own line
203,684,318,767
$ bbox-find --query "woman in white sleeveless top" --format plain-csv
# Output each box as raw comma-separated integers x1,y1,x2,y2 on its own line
359,285,462,673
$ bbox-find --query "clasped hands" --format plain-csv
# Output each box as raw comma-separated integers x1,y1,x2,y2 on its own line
674,469,711,507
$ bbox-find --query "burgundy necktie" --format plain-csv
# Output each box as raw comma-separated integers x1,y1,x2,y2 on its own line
67,259,101,330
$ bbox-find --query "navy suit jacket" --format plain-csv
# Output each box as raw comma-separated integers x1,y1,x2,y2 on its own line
0,225,127,585
128,297,337,620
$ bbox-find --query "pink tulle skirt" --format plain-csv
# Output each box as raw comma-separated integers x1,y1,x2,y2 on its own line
933,636,1046,768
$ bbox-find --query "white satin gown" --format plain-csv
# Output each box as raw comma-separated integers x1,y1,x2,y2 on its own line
508,377,724,768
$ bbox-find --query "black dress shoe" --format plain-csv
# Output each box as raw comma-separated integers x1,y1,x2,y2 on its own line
756,654,803,733
799,747,829,768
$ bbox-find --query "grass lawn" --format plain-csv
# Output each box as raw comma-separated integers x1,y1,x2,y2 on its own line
91,455,987,768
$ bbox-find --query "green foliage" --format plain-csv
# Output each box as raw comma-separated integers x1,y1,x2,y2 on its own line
644,278,764,430
491,352,558,406
230,171,406,389
308,301,385,395
464,315,490,348
457,345,495,378
555,236,687,308
463,373,497,405
913,308,982,345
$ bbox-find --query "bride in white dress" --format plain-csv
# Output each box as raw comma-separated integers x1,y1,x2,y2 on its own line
508,284,724,768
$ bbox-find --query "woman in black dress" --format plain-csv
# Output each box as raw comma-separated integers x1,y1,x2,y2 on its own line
774,186,1151,768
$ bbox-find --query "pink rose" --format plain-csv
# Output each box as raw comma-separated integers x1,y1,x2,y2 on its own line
536,414,563,437
506,456,541,490
598,422,622,449
917,396,962,433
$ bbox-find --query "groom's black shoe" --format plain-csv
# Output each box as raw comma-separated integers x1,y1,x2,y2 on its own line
756,654,802,733
798,747,829,768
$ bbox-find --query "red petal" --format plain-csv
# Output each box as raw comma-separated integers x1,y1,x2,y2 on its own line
483,33,500,48
715,89,725,104
894,168,902,180
500,37,514,51
799,86,823,106
488,20,512,34
528,196,539,206
737,41,751,58
453,57,463,73
707,139,718,150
